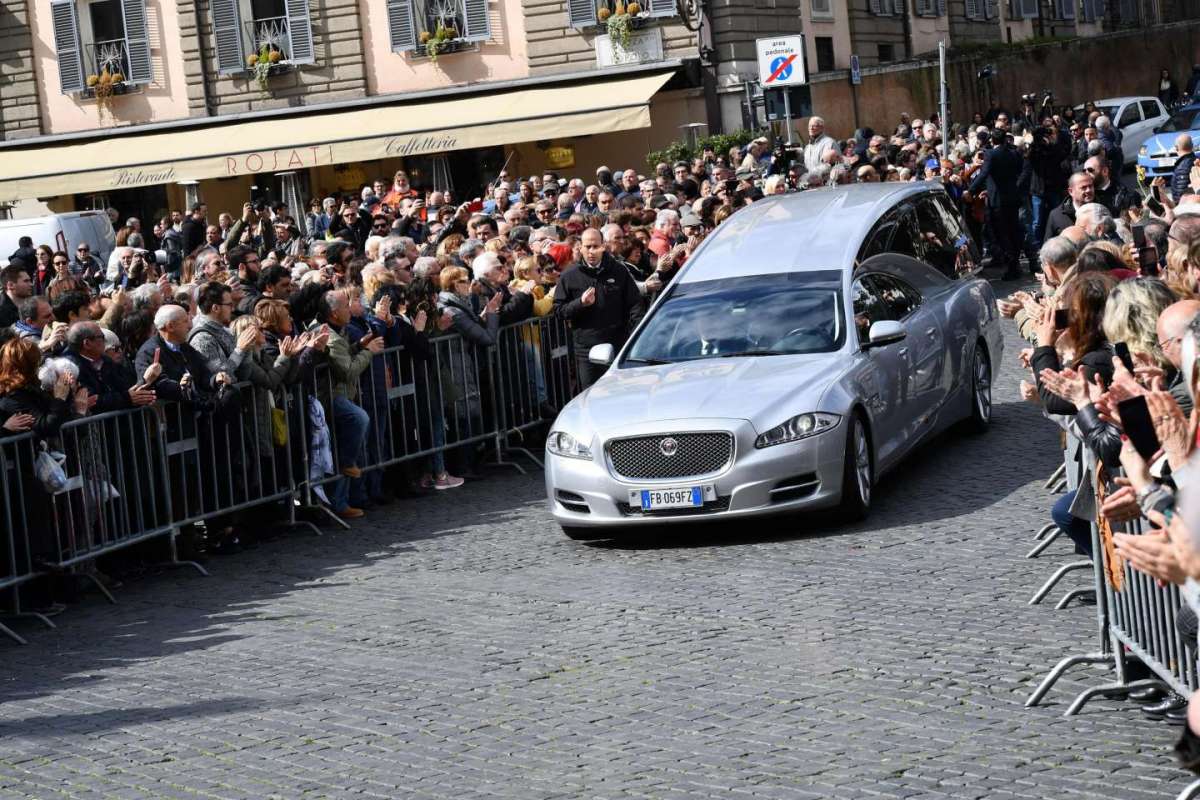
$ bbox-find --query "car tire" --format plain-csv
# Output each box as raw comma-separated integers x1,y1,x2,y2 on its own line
965,342,992,434
561,525,605,541
838,414,872,522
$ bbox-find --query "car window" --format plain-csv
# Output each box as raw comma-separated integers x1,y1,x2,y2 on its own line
1141,100,1163,121
851,276,894,345
889,207,921,258
869,273,922,319
934,193,979,277
1118,103,1142,128
858,216,896,262
913,196,957,277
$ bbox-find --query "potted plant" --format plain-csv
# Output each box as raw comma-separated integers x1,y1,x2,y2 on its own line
86,69,125,121
423,24,458,63
606,1,634,49
248,44,283,92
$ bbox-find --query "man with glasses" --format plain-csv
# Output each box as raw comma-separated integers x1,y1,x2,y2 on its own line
330,201,372,254
71,243,103,283
1046,171,1094,241
65,321,156,413
1084,154,1135,217
188,282,258,379
1157,300,1200,415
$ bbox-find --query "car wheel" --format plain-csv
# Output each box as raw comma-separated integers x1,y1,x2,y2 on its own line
561,525,605,541
838,414,872,521
966,342,992,433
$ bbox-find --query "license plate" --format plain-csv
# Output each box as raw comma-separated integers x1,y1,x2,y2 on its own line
638,486,702,510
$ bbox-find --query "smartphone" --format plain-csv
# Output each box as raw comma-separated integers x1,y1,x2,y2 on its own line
1054,308,1069,329
1114,341,1135,372
1118,395,1162,461
1132,223,1147,249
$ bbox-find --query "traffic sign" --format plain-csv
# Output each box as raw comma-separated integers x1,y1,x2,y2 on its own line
850,54,862,85
756,36,807,87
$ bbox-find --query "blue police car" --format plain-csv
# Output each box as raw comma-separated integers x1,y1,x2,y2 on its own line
1137,101,1200,188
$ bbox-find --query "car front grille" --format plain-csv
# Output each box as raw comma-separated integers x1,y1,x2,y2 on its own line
606,432,734,481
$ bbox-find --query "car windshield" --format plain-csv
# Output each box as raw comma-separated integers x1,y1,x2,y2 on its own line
1157,110,1200,133
1093,104,1118,121
622,271,845,365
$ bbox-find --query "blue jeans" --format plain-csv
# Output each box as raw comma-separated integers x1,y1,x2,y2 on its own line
1052,490,1093,558
332,396,369,511
1030,190,1061,252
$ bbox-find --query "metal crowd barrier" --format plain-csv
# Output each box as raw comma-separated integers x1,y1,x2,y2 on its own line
1026,440,1200,717
0,313,579,642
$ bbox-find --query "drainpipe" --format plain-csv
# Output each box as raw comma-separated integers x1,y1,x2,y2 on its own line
193,1,215,117
901,0,914,59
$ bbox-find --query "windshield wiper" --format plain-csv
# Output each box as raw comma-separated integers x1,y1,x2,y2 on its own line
624,357,674,366
711,350,787,358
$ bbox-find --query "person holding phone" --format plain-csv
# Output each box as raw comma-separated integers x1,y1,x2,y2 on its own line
1031,272,1118,416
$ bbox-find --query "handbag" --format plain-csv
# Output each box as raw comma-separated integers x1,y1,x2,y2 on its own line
268,392,288,447
34,444,68,494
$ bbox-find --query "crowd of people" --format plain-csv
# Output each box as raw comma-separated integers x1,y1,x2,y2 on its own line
7,87,1200,720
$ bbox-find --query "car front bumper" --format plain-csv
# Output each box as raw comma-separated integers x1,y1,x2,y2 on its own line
545,418,848,529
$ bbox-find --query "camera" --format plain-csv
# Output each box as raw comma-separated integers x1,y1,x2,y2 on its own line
977,64,996,80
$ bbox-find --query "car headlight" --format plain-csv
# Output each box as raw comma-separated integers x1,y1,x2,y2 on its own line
547,430,593,459
1139,145,1148,156
754,412,841,449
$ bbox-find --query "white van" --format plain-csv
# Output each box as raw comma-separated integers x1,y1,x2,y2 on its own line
0,211,116,267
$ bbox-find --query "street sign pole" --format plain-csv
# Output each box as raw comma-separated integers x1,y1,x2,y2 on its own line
782,87,794,145
939,40,949,156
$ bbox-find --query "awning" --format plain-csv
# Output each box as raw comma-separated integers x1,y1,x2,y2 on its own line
0,70,674,203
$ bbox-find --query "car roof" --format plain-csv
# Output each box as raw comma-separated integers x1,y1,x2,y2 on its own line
677,183,939,284
1088,96,1158,105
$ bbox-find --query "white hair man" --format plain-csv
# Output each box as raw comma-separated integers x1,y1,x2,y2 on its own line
412,256,440,279
130,283,163,314
649,209,680,259
804,116,837,173
1075,202,1115,241
472,252,532,324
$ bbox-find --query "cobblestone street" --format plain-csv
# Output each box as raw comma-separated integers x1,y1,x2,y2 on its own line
1,317,1194,799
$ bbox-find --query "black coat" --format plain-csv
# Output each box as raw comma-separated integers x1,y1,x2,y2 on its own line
477,279,533,327
1172,152,1196,202
1044,197,1078,242
0,387,75,440
180,217,207,256
134,334,217,404
0,293,17,329
968,144,1025,207
64,351,135,414
1029,131,1072,195
1031,343,1115,417
553,253,645,348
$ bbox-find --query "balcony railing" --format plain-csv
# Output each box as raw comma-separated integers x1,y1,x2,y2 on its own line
85,38,131,83
244,15,294,63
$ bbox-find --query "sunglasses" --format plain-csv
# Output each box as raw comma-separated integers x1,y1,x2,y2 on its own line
53,260,69,266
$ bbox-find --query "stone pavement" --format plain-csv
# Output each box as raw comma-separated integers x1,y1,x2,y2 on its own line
0,315,1196,799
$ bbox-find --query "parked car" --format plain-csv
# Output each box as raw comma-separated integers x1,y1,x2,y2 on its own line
0,211,116,268
1076,96,1170,165
1136,100,1200,188
544,183,1004,540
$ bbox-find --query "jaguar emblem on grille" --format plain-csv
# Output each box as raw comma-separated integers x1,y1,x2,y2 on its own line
659,437,678,457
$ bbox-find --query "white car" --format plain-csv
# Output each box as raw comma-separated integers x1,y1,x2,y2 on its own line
1077,96,1169,165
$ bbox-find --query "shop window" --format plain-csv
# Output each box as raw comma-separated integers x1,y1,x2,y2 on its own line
386,0,492,53
209,0,314,75
50,0,153,95
564,0,677,30
814,37,835,72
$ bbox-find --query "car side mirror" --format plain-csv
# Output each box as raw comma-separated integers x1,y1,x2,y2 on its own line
865,320,906,348
588,343,615,366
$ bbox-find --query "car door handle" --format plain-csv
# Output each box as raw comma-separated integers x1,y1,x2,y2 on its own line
925,327,937,338
898,348,908,357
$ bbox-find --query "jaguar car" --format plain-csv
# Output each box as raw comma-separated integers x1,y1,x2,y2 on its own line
545,183,1004,540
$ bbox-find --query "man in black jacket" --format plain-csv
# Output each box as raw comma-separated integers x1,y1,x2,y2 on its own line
553,228,644,388
0,262,33,329
1171,133,1197,202
64,321,156,413
1086,155,1137,217
968,129,1025,280
328,202,372,254
1045,171,1094,241
179,203,208,256
1029,125,1072,249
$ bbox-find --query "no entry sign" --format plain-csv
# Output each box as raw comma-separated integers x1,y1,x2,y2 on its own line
756,36,807,87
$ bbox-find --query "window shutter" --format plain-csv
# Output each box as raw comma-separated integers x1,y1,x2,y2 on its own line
51,0,84,94
984,0,998,17
121,0,153,84
936,0,946,13
648,0,678,16
869,0,883,14
285,0,315,63
386,0,417,51
461,0,491,40
965,0,980,17
1021,0,1037,16
567,0,598,26
210,0,245,74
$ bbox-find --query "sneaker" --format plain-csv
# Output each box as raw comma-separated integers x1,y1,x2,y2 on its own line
434,473,465,490
337,506,365,519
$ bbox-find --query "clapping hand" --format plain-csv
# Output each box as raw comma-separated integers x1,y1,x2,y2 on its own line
1038,366,1090,409
484,291,503,315
128,384,156,406
1035,304,1059,348
374,295,394,326
580,287,597,307
52,371,73,401
2,413,34,433
235,325,259,352
72,387,94,415
1146,390,1191,469
413,308,428,332
1115,526,1186,586
279,335,303,358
